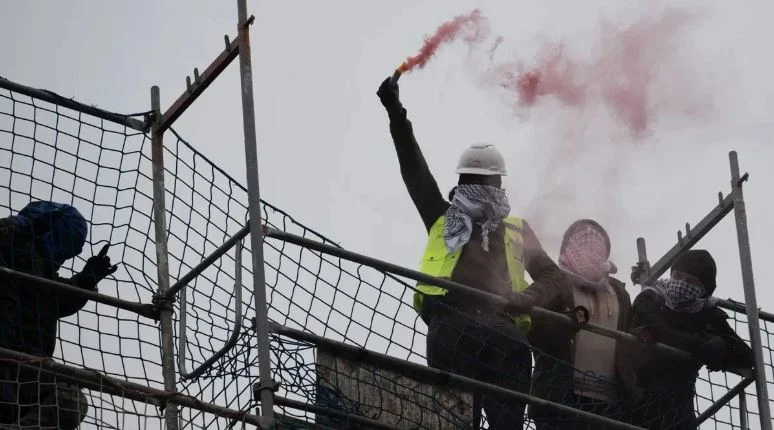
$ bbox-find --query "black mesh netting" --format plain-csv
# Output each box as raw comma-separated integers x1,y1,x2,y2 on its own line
1,79,773,429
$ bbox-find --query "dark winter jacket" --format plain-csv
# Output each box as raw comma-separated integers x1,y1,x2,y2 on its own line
387,108,565,315
623,289,754,429
528,275,633,405
0,210,93,357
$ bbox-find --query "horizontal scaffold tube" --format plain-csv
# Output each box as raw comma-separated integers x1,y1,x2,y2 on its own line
274,395,404,430
0,76,148,132
0,265,158,320
261,225,695,362
0,346,270,428
270,322,646,430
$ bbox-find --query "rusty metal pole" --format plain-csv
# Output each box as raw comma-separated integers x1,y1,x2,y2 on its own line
236,0,275,426
151,86,180,430
729,150,771,430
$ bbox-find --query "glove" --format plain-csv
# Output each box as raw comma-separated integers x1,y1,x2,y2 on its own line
505,291,535,314
697,335,726,371
72,244,118,289
376,76,403,115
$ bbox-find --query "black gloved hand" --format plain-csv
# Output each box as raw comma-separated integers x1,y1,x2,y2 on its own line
73,244,118,289
505,290,535,314
698,335,727,371
377,76,403,115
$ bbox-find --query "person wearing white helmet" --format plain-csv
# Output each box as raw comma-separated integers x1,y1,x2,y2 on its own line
377,76,565,430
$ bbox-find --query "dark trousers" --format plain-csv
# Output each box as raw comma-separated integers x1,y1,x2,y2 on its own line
426,308,531,430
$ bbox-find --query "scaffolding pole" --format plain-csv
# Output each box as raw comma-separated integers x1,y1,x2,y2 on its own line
729,150,772,430
0,76,149,132
150,86,180,430
0,347,265,427
270,323,646,430
236,0,275,425
262,225,696,362
634,192,735,286
631,151,771,428
696,377,754,424
0,266,158,320
740,391,749,430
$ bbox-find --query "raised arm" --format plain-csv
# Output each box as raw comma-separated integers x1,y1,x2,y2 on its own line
377,77,448,231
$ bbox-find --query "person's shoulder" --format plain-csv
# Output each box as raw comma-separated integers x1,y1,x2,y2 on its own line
704,304,730,320
504,216,525,226
633,287,664,306
0,216,22,240
608,276,626,289
516,218,536,236
0,216,17,228
608,276,630,296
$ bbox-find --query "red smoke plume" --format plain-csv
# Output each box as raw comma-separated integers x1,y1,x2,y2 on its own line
488,9,696,136
397,9,701,136
397,9,488,73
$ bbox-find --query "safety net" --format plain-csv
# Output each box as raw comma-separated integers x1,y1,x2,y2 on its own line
1,77,772,429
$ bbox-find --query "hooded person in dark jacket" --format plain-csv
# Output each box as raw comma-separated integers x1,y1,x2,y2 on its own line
0,201,118,429
377,77,565,429
528,219,633,429
625,249,754,429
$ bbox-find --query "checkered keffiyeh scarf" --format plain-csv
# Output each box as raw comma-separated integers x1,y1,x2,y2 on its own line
644,278,709,313
558,226,611,284
443,184,510,253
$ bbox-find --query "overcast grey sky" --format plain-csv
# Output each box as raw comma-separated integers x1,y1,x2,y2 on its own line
5,0,771,305
2,0,773,427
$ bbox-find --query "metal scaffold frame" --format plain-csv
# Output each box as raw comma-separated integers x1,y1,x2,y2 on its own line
0,1,771,428
632,151,772,430
0,0,278,427
147,0,274,427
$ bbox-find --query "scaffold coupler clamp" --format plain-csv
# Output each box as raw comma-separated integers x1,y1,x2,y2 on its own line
239,14,255,30
630,261,650,285
252,379,280,400
151,291,174,320
566,305,590,330
154,390,181,416
143,110,156,132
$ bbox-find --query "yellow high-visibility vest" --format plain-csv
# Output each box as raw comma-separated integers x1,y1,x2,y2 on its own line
413,215,532,331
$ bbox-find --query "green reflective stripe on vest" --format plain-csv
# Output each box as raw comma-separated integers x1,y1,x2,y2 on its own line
503,217,532,331
413,216,456,312
414,215,532,331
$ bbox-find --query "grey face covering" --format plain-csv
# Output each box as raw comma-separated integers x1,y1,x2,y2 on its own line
443,184,510,253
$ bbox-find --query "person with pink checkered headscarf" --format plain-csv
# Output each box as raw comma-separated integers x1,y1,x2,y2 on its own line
528,219,634,429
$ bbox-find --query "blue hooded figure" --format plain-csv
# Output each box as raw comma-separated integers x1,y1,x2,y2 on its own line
15,201,89,268
0,201,116,428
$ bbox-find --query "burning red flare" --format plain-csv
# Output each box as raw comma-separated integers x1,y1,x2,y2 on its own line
397,9,488,74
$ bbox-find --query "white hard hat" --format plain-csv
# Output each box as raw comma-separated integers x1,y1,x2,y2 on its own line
455,143,507,176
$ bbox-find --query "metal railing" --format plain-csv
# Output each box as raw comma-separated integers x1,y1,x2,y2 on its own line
1,1,771,427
